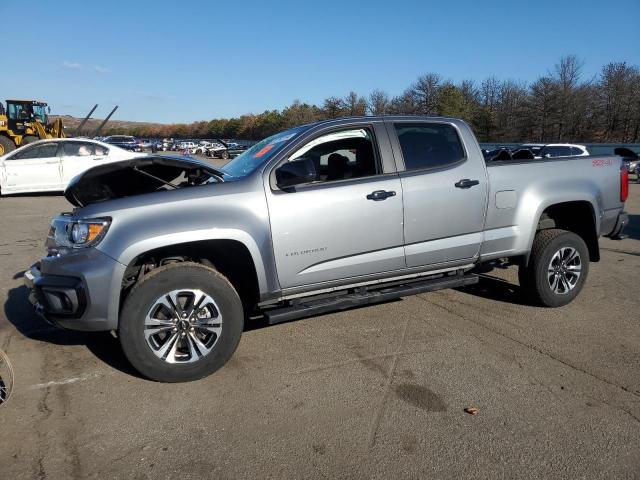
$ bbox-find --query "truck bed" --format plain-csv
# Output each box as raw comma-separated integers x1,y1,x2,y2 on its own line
479,154,624,261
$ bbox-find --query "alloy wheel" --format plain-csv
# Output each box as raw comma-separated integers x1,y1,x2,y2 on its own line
547,247,581,294
144,289,223,363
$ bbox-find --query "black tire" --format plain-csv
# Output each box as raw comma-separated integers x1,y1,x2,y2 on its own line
119,262,244,382
221,150,229,160
0,136,16,156
518,229,589,307
21,135,39,146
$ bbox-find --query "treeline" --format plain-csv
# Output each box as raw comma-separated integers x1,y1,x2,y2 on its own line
104,56,640,143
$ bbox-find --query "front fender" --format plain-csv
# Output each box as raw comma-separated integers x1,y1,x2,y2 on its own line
116,228,268,291
101,228,270,327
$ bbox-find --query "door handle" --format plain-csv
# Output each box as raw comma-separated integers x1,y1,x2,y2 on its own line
45,160,59,164
454,179,480,189
367,190,396,201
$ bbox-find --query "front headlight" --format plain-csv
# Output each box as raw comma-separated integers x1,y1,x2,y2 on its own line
66,218,110,247
49,217,111,250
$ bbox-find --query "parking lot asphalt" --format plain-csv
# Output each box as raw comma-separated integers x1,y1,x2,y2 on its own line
1,162,639,479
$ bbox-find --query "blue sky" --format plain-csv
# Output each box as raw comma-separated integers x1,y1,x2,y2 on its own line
2,0,638,123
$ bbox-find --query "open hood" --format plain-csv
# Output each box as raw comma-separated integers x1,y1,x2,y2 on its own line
64,156,225,207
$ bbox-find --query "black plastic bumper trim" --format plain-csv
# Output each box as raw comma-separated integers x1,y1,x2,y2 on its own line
25,265,86,320
607,212,629,240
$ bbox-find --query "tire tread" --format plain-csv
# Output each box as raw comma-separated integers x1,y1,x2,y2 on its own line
519,228,589,307
119,261,243,382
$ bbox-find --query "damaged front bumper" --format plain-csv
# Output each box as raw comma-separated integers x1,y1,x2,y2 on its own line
24,265,85,327
24,248,122,331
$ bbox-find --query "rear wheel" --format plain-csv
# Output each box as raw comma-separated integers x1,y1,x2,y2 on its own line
119,262,244,382
0,136,16,156
518,229,589,307
221,150,229,160
21,135,39,146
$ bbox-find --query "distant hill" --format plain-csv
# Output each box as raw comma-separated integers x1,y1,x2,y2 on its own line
51,115,165,136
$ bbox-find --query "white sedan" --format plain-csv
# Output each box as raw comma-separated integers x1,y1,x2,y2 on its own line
539,144,589,158
0,138,139,196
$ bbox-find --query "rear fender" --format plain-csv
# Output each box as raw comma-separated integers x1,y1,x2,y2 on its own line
524,196,599,265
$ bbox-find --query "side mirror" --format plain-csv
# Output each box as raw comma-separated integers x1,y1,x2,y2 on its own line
276,158,317,189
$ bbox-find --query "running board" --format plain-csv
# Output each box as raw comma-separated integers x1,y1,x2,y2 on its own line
264,272,478,325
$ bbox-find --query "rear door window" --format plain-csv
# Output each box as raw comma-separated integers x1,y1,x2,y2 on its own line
36,143,60,158
394,123,465,170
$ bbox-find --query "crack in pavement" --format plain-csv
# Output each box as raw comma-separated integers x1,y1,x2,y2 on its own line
600,247,640,257
416,294,640,423
294,348,432,375
27,373,103,391
365,315,411,450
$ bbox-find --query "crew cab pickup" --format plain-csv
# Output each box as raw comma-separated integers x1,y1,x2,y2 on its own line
24,116,629,382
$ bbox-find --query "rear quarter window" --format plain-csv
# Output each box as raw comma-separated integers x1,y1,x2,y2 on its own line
543,146,573,157
95,145,109,156
571,147,586,155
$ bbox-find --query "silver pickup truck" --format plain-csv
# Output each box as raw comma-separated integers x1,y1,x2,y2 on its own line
24,116,629,382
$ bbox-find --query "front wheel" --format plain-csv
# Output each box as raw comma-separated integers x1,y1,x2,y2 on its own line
0,136,16,156
518,229,589,307
119,262,244,382
21,135,39,146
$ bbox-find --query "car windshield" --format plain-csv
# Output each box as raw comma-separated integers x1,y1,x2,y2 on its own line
221,126,307,177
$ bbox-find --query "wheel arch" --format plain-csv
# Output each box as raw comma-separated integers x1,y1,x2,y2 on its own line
108,234,269,326
525,199,600,265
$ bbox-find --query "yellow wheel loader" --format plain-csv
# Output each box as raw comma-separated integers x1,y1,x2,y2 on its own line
0,100,65,156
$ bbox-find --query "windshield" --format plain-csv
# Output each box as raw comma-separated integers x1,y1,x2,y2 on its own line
32,104,48,123
221,126,307,177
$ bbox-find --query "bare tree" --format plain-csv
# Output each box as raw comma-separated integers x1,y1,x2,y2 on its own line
598,62,640,141
411,73,442,115
282,99,320,127
368,89,390,115
459,79,479,117
496,80,529,141
550,55,585,140
322,96,347,119
475,77,501,141
529,76,558,142
344,91,368,116
388,87,420,115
